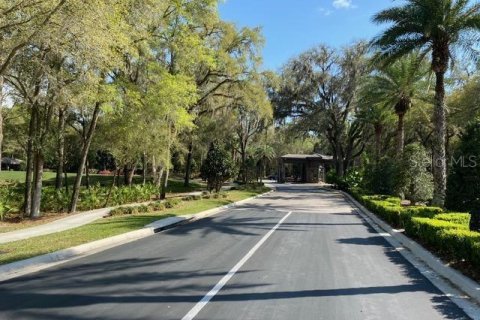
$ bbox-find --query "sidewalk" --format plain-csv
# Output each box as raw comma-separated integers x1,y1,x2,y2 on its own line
0,182,263,244
0,191,204,245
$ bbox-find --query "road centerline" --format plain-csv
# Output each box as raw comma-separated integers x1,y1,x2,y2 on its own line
181,210,293,320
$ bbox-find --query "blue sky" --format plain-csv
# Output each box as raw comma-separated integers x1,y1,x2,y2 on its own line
219,0,395,70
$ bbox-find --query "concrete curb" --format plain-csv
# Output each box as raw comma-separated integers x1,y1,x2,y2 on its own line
0,189,274,283
0,191,209,244
340,190,480,307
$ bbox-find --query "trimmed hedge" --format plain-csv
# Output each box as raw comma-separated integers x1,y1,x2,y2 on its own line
357,194,442,229
406,217,480,269
433,213,471,227
352,190,480,271
108,198,181,217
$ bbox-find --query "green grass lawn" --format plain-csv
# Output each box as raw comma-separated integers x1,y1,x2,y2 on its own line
0,171,204,191
0,188,269,265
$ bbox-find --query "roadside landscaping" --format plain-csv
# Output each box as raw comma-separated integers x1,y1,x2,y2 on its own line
0,172,204,227
349,190,480,281
0,186,270,265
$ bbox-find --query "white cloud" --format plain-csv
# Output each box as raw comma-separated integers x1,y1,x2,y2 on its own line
332,0,355,9
317,7,333,16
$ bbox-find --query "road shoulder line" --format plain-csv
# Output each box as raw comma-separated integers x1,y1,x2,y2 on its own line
340,190,480,319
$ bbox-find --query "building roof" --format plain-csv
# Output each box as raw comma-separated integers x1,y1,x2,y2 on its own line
281,154,333,161
1,157,22,165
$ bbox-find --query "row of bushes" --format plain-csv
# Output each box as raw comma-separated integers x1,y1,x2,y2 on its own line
352,192,442,229
406,217,480,269
1,183,163,219
351,191,480,270
108,192,229,217
109,198,183,216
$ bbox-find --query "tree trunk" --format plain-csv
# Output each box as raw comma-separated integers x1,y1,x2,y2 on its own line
30,150,44,218
156,167,164,189
184,142,193,187
105,167,118,206
374,124,382,163
69,102,101,213
0,76,4,173
23,105,37,217
64,171,68,193
396,113,405,156
335,146,344,178
432,71,447,207
55,108,66,189
116,167,121,187
152,155,156,180
127,164,135,186
160,169,168,200
123,165,129,186
85,160,90,189
142,152,147,185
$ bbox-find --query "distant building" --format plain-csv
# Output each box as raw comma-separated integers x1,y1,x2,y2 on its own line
278,154,333,183
1,157,22,171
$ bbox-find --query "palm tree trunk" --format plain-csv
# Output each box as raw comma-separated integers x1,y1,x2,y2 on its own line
432,71,447,207
396,113,405,156
374,124,382,163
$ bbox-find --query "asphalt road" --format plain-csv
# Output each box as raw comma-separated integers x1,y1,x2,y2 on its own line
0,184,472,320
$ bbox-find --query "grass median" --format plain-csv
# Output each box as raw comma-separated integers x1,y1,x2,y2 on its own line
0,188,269,265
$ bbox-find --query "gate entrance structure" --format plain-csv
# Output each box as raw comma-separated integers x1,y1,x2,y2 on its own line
278,154,333,183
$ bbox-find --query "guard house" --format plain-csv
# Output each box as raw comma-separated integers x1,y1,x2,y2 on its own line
278,154,333,183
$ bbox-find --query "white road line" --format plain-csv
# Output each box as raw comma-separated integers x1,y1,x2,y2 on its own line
181,211,293,320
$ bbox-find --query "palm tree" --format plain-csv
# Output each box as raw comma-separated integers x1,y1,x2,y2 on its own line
356,96,395,163
372,0,480,207
363,54,430,156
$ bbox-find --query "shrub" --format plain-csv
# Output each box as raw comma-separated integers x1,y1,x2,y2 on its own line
357,190,480,270
201,142,235,192
343,170,363,190
446,121,480,212
395,143,433,204
137,205,150,213
405,217,480,268
433,213,471,227
151,202,165,212
109,207,128,216
363,157,397,195
41,188,70,213
165,198,181,208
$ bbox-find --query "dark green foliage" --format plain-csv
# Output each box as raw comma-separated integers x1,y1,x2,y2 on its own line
395,144,433,204
405,217,480,269
200,142,235,192
446,122,480,212
358,195,442,229
355,190,480,270
108,198,184,216
363,158,397,195
326,170,362,192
